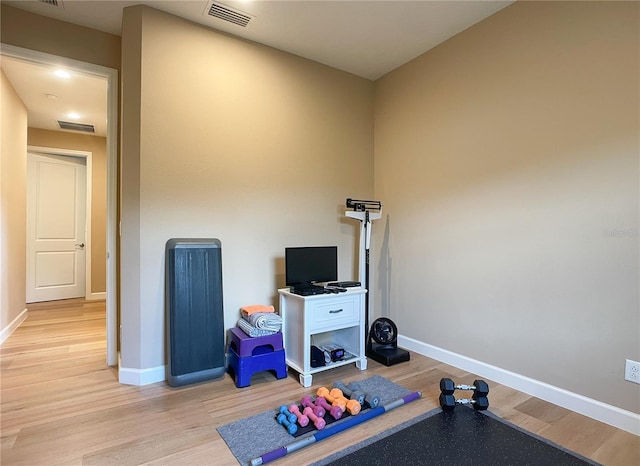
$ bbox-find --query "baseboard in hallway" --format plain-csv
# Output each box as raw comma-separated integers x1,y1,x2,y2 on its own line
0,308,27,345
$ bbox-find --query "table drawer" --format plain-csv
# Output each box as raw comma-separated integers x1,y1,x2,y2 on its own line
310,297,358,329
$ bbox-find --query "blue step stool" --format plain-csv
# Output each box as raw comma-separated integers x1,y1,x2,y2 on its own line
227,327,287,388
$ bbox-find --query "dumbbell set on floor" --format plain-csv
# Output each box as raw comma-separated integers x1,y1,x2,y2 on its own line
276,380,381,434
334,380,380,408
439,377,490,412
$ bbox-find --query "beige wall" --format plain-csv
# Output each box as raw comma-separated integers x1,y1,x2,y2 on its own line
27,128,107,294
120,6,374,370
0,4,120,71
374,1,639,413
120,6,143,369
0,69,27,334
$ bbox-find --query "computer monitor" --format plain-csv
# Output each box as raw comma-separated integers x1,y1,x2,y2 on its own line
285,246,338,287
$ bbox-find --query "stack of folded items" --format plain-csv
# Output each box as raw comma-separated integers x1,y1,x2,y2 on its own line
237,304,283,337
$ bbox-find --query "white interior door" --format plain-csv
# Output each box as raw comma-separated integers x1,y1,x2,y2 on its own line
27,152,86,303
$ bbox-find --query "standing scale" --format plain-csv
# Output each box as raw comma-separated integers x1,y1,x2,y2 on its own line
345,199,409,366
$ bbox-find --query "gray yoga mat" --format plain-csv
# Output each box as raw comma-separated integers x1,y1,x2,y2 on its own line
216,375,412,465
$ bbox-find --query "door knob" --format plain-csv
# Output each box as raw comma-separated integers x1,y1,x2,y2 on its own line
76,243,85,248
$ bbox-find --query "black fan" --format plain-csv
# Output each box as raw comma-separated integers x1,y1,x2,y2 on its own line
367,317,410,366
370,318,397,346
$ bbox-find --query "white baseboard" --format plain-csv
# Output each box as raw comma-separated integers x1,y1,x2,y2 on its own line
0,309,28,345
399,335,640,436
118,363,166,386
87,292,106,301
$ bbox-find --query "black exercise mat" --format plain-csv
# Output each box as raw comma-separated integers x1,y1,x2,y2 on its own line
314,407,600,466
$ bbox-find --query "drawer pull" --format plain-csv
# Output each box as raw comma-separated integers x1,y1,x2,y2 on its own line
329,309,343,314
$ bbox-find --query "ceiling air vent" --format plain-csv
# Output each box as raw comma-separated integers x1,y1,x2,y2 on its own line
204,1,253,27
38,0,64,7
58,120,95,133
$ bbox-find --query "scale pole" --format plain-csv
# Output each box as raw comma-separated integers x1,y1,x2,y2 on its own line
364,211,370,334
345,199,382,345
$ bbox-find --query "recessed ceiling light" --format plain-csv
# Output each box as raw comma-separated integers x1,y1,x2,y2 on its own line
67,112,80,119
54,69,70,78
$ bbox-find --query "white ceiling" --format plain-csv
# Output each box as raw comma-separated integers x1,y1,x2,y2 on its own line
1,56,108,136
1,0,513,137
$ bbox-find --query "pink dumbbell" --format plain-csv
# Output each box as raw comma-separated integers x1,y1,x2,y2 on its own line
315,396,343,420
303,406,326,430
288,404,309,427
301,395,325,418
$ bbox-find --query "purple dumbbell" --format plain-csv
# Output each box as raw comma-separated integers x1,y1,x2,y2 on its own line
303,406,326,430
301,395,325,418
315,396,343,419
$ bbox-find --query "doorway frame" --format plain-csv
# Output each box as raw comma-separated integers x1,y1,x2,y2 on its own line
2,43,118,367
26,147,92,302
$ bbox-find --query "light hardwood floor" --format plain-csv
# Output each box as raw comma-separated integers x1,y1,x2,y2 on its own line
1,299,638,465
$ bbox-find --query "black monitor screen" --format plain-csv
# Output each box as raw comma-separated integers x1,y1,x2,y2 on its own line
285,246,338,286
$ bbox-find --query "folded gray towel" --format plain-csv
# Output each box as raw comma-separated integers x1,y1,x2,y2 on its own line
245,312,282,332
236,318,278,337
